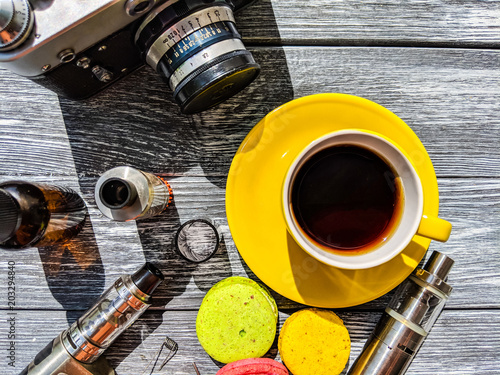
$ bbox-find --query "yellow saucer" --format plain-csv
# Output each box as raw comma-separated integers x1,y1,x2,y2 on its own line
226,94,440,308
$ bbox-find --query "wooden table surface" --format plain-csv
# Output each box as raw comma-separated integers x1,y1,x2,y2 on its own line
1,1,499,374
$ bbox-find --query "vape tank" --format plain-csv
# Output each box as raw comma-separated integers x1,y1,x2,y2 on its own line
348,251,454,375
95,166,172,222
21,263,164,375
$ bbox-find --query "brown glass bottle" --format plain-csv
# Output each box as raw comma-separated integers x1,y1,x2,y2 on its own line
0,181,87,249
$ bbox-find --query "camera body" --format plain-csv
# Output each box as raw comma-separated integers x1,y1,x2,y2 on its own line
0,0,258,113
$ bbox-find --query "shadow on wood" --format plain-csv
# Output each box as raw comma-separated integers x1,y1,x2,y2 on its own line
54,0,294,368
37,217,106,325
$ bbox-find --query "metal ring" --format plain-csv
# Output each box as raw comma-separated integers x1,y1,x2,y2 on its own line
113,276,151,313
412,269,453,296
134,0,179,43
62,325,104,363
125,0,157,16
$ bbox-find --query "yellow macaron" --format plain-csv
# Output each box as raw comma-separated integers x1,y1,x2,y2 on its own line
278,308,351,375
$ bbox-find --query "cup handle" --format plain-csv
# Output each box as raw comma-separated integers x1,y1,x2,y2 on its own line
416,215,452,242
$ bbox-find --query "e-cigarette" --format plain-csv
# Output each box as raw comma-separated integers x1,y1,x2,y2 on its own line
21,263,164,375
347,251,454,375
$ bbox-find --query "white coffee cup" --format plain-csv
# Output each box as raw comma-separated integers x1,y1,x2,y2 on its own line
282,130,452,270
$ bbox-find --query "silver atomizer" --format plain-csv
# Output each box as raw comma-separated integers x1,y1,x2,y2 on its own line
348,250,454,375
95,166,173,222
21,263,164,375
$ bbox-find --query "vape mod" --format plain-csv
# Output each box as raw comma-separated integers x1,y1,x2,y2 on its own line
21,263,164,374
348,251,454,375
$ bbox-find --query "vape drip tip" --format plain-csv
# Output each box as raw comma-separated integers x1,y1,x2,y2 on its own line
347,251,454,375
95,166,173,221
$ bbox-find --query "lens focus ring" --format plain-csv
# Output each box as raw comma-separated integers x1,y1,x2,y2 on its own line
162,21,240,75
136,0,233,52
144,5,236,69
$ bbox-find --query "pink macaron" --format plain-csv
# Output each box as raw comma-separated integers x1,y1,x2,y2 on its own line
216,358,289,375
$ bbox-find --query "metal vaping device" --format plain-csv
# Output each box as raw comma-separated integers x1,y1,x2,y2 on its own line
21,263,164,375
95,166,172,222
348,251,454,375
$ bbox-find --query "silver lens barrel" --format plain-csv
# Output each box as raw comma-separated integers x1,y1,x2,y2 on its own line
169,38,245,91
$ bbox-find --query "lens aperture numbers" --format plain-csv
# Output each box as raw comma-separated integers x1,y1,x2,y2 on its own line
144,5,235,69
165,21,236,72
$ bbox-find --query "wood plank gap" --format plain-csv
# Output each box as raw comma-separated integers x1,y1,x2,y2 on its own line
7,306,496,314
245,42,500,50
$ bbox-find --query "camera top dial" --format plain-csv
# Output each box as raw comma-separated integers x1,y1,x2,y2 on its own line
0,0,33,51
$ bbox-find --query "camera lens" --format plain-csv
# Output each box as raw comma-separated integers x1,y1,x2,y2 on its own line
135,0,260,114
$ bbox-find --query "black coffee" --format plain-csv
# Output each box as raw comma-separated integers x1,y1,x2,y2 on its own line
291,145,401,252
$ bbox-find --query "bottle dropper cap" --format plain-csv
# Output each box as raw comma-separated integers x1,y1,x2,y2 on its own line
131,262,165,295
423,250,454,281
0,189,20,243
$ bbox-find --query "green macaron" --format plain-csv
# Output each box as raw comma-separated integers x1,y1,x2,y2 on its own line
196,276,278,363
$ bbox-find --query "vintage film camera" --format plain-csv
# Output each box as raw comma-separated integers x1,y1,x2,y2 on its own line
0,0,259,113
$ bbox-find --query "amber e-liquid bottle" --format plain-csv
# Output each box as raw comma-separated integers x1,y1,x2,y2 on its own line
0,181,87,249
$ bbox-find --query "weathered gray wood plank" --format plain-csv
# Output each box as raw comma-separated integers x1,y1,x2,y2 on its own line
2,46,500,308
0,176,497,310
279,47,500,178
2,47,499,178
238,0,500,48
0,309,498,375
